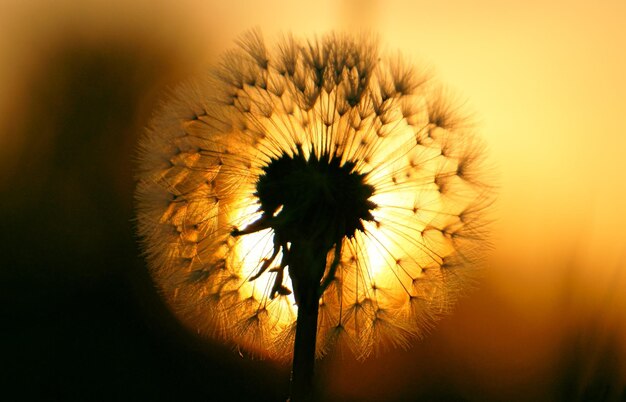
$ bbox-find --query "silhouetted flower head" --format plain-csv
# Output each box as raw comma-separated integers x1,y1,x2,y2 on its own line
136,30,492,360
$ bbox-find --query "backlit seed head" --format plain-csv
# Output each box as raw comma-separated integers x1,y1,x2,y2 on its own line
135,29,493,360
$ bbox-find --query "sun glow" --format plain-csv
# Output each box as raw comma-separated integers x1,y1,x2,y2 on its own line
229,115,455,328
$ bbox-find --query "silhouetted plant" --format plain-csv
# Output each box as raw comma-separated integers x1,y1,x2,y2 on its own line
136,29,492,401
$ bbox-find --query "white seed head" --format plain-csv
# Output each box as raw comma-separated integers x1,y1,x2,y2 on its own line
135,29,493,360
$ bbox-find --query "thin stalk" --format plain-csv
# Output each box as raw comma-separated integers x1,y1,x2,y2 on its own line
288,245,326,402
289,285,320,401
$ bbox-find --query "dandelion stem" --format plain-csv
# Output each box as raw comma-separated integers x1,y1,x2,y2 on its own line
290,283,320,401
288,245,327,402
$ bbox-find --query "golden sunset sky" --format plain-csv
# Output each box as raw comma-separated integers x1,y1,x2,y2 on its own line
1,1,624,400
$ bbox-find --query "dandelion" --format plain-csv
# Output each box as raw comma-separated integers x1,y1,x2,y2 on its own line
135,29,492,400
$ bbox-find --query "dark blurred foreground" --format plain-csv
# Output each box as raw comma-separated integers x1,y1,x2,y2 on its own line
0,37,289,401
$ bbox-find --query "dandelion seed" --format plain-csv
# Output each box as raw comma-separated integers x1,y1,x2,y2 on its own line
135,29,493,400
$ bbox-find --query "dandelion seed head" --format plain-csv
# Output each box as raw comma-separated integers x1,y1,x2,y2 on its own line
136,29,493,360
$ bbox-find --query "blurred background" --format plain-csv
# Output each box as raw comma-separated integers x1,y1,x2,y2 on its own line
1,0,624,400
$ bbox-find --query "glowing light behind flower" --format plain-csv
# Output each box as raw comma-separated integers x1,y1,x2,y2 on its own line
136,30,491,360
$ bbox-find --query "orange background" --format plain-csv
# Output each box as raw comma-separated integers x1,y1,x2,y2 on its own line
1,1,624,400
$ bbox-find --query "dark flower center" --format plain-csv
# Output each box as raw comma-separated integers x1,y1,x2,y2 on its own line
256,146,376,251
